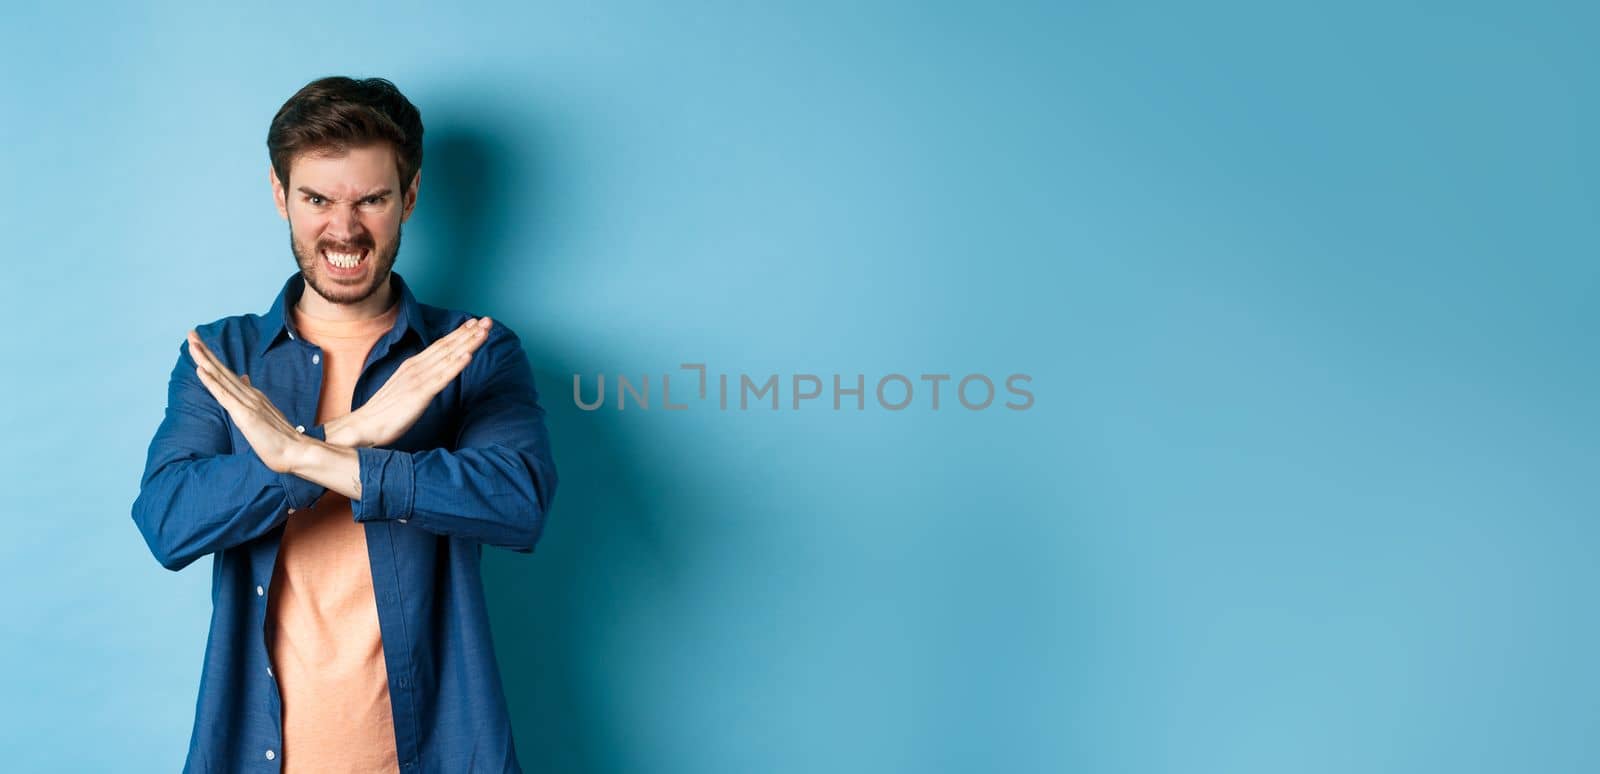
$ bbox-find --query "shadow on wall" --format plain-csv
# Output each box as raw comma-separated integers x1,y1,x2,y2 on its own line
414,117,687,774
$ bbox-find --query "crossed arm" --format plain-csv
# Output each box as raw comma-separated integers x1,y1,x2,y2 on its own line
186,318,492,500
132,317,559,571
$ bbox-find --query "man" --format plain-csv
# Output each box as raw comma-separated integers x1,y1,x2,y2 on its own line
131,76,558,773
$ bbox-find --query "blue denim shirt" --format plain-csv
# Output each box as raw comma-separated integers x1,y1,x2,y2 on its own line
131,271,558,773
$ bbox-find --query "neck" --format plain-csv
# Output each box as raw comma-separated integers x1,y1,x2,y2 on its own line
297,275,396,321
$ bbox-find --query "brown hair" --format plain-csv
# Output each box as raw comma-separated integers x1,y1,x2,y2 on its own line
266,76,423,192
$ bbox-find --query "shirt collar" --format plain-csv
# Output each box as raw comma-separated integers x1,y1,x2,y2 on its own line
256,270,433,357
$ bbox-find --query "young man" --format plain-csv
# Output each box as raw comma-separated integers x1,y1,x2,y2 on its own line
131,76,558,773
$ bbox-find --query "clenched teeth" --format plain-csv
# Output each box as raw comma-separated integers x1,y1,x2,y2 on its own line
323,250,365,268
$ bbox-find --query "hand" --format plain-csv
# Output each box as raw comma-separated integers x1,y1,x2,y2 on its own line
327,317,493,448
187,331,308,474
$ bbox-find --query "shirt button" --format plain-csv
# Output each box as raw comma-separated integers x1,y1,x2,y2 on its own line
397,518,408,524
267,666,273,677
287,507,296,514
295,425,305,433
265,749,276,760
312,353,320,365
256,585,264,596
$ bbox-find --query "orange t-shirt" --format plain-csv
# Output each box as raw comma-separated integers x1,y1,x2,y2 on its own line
265,300,402,773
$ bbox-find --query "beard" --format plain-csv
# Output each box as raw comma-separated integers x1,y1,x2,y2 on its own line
289,221,402,306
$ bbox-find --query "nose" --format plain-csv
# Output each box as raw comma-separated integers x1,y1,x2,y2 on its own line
324,204,367,245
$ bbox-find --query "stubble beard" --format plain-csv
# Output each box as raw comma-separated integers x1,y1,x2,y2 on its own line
288,221,403,306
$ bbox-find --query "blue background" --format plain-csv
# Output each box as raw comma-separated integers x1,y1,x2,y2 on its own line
2,2,1595,772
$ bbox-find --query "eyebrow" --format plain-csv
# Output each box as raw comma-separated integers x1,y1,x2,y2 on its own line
296,186,394,202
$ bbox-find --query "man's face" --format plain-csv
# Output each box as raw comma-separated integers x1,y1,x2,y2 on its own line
271,143,419,306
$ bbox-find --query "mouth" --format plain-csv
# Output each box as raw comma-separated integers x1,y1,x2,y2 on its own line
320,247,370,277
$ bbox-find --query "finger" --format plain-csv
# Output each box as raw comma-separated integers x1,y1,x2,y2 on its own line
397,337,473,399
409,317,486,372
201,365,293,436
198,361,251,409
238,373,266,401
438,316,492,363
421,323,489,385
436,317,486,354
381,317,488,393
432,318,480,350
189,331,255,398
187,330,222,371
449,316,491,346
435,350,476,390
422,346,474,389
188,332,237,385
191,353,222,400
194,361,243,413
189,332,245,387
463,317,492,350
190,342,253,408
396,322,467,374
438,317,492,362
428,327,493,390
434,323,490,373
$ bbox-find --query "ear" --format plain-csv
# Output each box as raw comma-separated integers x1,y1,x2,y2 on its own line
270,165,288,220
401,169,421,222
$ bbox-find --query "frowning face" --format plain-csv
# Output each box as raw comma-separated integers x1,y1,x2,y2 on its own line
271,143,418,307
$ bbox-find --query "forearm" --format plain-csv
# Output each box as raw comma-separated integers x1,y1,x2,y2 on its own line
290,323,557,551
288,436,363,500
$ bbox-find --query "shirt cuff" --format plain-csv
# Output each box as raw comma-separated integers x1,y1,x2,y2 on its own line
353,446,415,524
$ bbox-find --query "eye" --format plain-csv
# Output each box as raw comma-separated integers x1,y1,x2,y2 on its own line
362,196,386,206
306,195,325,206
